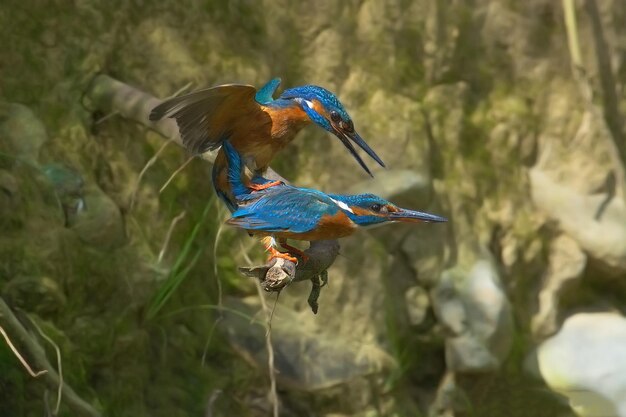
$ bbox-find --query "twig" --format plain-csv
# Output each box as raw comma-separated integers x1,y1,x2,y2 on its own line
200,319,220,368
27,316,63,415
200,217,228,366
255,282,280,417
158,210,187,263
96,82,192,126
214,219,228,308
130,138,174,211
95,110,120,125
205,389,223,417
0,297,101,417
563,0,582,68
159,155,194,194
0,324,47,378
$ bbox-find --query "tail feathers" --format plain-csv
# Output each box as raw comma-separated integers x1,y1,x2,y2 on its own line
222,141,250,199
254,78,281,104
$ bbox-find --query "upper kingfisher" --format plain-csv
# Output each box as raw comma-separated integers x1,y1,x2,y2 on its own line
221,140,446,263
149,78,385,211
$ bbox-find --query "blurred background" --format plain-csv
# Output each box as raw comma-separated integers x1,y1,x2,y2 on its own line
2,0,626,416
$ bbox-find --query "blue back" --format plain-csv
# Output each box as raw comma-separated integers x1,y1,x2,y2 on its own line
223,140,342,233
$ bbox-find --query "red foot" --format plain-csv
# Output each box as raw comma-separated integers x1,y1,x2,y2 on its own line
279,239,310,263
267,247,299,264
249,180,282,191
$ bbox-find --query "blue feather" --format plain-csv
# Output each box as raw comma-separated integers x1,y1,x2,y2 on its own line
229,187,340,233
255,78,282,105
279,85,351,121
222,140,250,199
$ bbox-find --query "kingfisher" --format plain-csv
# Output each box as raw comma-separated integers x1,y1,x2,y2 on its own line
221,141,446,263
149,78,385,211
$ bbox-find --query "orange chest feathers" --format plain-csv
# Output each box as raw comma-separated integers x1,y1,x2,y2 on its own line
273,210,357,241
231,105,309,168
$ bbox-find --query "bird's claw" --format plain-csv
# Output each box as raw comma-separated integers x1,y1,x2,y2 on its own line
319,270,329,288
249,180,282,191
267,251,299,264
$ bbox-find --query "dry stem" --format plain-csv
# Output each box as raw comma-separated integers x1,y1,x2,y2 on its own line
0,297,101,417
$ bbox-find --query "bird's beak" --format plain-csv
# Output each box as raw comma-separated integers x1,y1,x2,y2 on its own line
389,208,447,223
333,129,386,177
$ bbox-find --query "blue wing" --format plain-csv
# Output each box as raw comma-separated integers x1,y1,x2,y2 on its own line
222,140,285,203
227,187,339,233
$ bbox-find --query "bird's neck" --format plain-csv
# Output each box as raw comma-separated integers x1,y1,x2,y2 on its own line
262,100,311,142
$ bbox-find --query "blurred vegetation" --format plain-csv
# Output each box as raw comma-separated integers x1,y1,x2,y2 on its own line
1,0,625,416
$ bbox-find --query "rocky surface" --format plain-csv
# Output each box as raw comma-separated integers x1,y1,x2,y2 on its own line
1,1,626,416
536,313,626,417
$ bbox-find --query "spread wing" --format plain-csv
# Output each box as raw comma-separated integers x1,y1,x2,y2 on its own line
149,84,262,154
227,187,338,234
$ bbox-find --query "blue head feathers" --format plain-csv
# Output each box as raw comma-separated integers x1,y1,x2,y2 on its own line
254,81,384,176
328,193,448,226
280,85,350,131
278,84,386,176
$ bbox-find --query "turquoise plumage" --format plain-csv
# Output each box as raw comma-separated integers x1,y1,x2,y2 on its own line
222,141,446,262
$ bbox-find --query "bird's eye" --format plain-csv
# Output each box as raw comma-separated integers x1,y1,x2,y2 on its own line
371,203,382,212
330,111,341,123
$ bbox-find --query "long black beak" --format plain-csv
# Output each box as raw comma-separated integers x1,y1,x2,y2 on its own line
335,130,386,177
389,208,447,223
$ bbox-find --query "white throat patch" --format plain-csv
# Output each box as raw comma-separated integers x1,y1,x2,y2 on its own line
330,198,354,214
296,97,315,110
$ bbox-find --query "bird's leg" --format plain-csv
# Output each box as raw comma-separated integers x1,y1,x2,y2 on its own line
278,238,310,263
262,236,298,264
248,180,282,191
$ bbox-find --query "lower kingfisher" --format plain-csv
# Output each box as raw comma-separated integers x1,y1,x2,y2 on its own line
221,141,446,263
149,78,385,211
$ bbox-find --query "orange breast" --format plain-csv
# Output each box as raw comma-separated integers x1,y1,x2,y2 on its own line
261,211,357,241
228,105,310,171
214,103,310,200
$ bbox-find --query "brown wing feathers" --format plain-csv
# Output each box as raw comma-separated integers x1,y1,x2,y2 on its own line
149,85,258,154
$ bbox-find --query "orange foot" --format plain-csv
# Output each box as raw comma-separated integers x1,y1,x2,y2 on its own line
279,239,310,263
249,180,282,191
267,247,299,264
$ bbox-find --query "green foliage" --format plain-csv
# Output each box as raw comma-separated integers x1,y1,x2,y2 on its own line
147,198,214,319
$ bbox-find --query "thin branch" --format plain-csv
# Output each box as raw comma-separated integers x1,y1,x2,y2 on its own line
130,138,174,211
255,282,279,417
0,324,47,378
0,298,101,417
159,155,194,194
96,82,192,126
205,389,223,417
563,0,583,68
27,316,63,415
214,218,228,309
158,210,187,263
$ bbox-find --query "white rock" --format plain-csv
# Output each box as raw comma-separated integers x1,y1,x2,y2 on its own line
432,258,513,372
537,312,626,417
531,234,587,338
530,169,626,271
404,285,430,326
